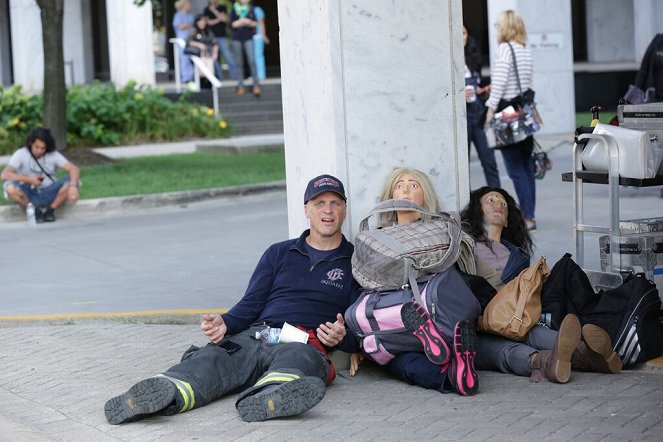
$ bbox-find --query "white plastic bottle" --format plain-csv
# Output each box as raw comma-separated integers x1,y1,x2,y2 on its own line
26,203,36,226
255,327,281,345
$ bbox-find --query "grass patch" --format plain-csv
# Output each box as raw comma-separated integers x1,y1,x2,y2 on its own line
1,151,285,205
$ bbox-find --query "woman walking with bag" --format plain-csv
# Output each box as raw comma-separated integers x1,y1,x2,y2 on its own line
485,10,537,231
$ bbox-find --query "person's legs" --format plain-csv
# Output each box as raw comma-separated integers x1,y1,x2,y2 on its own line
386,352,447,392
216,37,239,80
500,137,535,221
3,181,30,207
231,40,245,88
105,333,260,425
252,34,266,80
235,342,328,422
470,122,501,188
475,332,535,376
242,40,259,88
178,47,194,83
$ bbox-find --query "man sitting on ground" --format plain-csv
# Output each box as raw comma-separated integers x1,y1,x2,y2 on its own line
1,127,80,223
105,174,360,423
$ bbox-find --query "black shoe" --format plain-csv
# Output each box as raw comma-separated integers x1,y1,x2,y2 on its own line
42,207,56,222
448,320,479,396
236,376,326,422
104,377,176,425
35,206,46,223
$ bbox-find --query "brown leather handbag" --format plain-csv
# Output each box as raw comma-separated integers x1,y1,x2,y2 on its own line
477,256,549,341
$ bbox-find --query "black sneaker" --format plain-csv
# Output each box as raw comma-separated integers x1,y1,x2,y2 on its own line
400,301,450,365
42,207,56,222
35,206,46,223
448,320,479,396
104,377,176,425
236,376,326,422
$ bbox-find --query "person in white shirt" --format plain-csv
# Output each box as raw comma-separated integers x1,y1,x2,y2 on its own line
1,127,80,223
485,10,537,231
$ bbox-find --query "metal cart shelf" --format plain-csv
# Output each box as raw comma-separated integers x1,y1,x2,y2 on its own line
562,131,663,289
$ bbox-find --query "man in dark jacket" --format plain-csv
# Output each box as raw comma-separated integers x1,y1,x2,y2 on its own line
105,174,360,424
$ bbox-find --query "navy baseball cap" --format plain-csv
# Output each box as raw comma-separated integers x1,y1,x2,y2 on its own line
304,174,346,204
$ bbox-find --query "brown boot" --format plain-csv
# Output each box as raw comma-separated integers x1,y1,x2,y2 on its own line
529,314,581,383
572,324,622,374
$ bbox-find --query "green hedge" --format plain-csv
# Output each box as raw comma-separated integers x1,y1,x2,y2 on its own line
0,81,229,155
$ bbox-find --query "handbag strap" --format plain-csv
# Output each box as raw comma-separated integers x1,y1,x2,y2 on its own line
26,147,56,182
506,42,525,98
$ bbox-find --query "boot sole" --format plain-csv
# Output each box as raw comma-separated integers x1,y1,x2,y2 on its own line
552,315,581,383
104,377,176,425
401,302,450,365
236,376,326,422
582,324,622,374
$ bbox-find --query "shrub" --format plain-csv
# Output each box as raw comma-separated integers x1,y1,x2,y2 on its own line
0,82,230,154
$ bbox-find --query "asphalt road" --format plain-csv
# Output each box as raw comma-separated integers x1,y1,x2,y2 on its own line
1,135,661,317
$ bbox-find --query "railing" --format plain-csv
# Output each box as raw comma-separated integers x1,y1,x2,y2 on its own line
169,38,221,115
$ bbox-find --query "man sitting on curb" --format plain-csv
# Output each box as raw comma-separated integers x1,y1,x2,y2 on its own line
1,127,80,223
105,174,360,424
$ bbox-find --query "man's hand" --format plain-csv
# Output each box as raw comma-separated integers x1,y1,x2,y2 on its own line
67,186,79,203
201,313,227,343
316,313,346,347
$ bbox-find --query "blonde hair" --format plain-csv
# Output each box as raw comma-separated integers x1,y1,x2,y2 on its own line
497,10,527,45
378,167,440,225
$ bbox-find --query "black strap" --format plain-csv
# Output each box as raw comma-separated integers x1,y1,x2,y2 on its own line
26,147,55,182
506,42,524,98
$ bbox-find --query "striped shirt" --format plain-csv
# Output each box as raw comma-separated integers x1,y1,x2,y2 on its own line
486,42,533,110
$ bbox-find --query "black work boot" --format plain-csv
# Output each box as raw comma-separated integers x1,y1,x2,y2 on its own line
529,314,581,383
572,324,622,374
104,377,176,425
235,371,326,422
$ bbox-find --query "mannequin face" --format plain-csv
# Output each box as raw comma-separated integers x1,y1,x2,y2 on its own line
480,191,508,228
392,173,425,208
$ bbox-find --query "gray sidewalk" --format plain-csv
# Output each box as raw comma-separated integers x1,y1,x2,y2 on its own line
1,324,661,441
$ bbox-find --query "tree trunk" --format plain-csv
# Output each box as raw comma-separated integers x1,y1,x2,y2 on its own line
36,0,67,150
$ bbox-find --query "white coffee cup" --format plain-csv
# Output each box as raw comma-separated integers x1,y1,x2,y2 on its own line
278,322,309,344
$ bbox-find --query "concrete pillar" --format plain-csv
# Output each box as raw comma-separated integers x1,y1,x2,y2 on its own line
9,0,42,92
105,1,155,87
62,0,87,86
585,0,634,63
278,0,468,239
487,0,576,135
633,0,663,63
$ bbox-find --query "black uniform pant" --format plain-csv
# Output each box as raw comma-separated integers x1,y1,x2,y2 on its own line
162,327,330,411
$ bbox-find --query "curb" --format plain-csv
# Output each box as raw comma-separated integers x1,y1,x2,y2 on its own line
0,180,286,223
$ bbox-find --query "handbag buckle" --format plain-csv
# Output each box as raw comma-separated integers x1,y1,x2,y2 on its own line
510,316,523,324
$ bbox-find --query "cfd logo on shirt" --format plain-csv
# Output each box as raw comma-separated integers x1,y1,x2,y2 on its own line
322,268,344,289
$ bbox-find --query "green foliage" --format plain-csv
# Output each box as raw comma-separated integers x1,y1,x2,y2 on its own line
0,151,285,204
0,85,43,152
0,82,230,155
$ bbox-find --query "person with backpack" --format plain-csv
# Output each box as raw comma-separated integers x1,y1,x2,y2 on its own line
1,127,80,223
104,174,361,424
461,187,622,382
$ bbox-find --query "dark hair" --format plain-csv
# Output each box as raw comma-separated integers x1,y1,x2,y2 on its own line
25,127,56,153
194,14,207,30
460,186,533,253
464,24,482,76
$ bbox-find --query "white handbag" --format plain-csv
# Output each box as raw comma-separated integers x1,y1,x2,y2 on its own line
581,124,663,179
